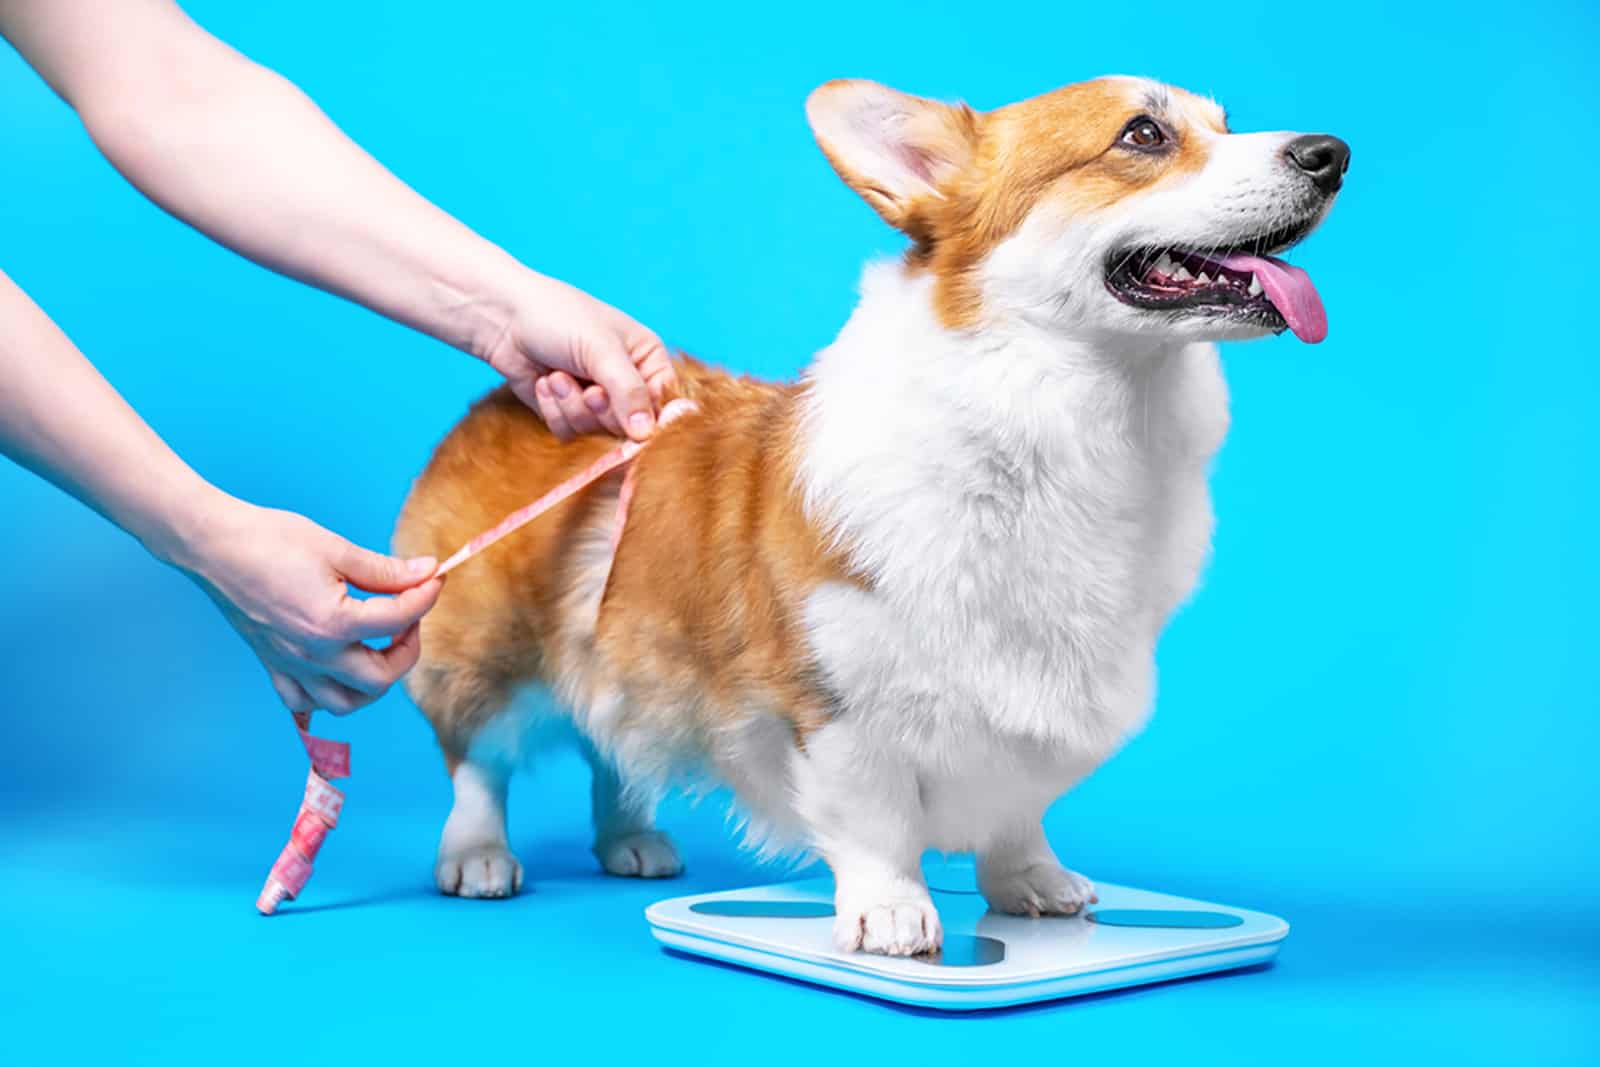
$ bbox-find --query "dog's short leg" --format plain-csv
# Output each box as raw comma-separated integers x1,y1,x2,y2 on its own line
583,746,682,879
795,732,941,956
977,822,1096,917
435,756,523,898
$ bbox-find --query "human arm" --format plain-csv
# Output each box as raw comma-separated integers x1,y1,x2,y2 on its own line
0,0,675,439
0,268,441,714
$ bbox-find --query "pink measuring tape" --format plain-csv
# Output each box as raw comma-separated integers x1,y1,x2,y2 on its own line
256,717,350,914
256,398,699,914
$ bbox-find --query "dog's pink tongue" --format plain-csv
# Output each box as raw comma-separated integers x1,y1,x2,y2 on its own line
1219,253,1328,344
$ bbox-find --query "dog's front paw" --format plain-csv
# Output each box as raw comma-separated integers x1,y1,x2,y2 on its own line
980,862,1096,917
594,830,683,879
834,895,943,957
436,843,524,899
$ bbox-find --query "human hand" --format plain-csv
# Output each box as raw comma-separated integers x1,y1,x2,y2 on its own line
481,273,677,441
178,498,442,714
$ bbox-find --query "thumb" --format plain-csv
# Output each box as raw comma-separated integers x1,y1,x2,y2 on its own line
337,542,438,594
584,336,659,441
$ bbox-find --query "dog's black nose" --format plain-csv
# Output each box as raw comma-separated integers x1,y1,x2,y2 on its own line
1284,134,1350,195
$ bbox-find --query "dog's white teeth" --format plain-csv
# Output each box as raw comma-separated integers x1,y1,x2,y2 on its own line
1172,265,1193,282
1156,253,1177,273
1248,274,1263,297
1196,271,1212,286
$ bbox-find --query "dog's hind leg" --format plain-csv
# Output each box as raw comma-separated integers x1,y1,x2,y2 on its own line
582,744,683,879
407,657,525,899
435,751,523,898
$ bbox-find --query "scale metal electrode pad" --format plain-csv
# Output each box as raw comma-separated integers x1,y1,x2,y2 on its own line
645,870,1288,1010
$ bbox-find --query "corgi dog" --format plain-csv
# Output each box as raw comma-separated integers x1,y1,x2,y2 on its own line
393,75,1347,957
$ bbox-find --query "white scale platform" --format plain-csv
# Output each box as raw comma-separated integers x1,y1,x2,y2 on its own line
645,859,1288,1010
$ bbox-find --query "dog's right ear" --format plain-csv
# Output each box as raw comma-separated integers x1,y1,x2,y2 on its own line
806,80,979,233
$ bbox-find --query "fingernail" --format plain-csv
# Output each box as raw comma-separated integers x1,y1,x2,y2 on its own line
629,412,654,437
551,376,572,398
409,556,437,576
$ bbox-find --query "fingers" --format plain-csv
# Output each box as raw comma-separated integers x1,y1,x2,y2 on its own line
381,620,425,677
583,336,659,441
302,676,376,716
269,664,368,716
558,374,605,434
268,669,314,714
338,542,437,594
237,520,438,718
510,375,549,428
535,372,605,440
327,621,423,695
533,377,573,440
269,621,425,716
581,384,624,437
634,335,679,407
340,577,442,641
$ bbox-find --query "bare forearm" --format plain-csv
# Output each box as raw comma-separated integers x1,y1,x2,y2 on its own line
0,269,224,565
2,0,676,441
0,268,441,714
3,0,525,360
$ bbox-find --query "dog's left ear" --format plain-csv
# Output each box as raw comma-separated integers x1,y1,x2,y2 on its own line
806,80,979,233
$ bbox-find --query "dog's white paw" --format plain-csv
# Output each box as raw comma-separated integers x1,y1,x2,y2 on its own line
981,862,1096,917
834,896,943,957
436,843,524,899
594,830,683,879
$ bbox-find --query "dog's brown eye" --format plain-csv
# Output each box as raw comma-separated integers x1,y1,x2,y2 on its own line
1121,118,1166,149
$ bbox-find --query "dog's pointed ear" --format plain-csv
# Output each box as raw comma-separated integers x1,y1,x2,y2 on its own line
806,80,979,232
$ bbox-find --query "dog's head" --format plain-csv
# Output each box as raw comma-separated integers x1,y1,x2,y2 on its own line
807,76,1347,344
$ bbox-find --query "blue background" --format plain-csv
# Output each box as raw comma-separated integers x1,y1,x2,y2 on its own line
2,1,1594,1062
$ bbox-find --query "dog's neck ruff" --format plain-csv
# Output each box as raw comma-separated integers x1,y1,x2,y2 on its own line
796,260,1228,749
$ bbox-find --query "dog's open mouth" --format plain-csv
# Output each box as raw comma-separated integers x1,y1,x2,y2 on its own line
1105,224,1328,343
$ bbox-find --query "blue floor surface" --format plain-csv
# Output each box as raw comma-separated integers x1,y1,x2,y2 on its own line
5,791,1595,1066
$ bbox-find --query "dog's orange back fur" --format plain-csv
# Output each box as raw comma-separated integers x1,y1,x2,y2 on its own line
393,358,854,767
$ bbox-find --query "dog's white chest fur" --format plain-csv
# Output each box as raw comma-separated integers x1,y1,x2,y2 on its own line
796,264,1230,844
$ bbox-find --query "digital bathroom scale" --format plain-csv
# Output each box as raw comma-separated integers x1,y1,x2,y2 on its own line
645,858,1288,1011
